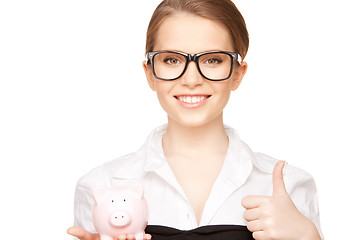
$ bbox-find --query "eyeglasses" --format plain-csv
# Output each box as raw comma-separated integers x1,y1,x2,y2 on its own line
146,50,240,81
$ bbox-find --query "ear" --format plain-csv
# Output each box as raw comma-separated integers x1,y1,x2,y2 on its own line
92,187,108,204
143,60,156,91
129,183,144,199
231,61,248,91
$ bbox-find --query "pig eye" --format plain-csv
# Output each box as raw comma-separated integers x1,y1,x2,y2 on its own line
123,199,126,202
111,200,114,203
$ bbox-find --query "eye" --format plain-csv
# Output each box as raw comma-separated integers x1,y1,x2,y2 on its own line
204,58,222,65
164,57,181,65
123,199,126,202
111,200,114,203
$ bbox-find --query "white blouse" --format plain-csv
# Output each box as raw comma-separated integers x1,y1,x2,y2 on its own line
73,124,323,239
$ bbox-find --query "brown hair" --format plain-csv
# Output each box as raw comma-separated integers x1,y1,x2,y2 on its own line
145,0,249,60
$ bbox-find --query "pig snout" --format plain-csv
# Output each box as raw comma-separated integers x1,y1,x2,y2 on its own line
109,211,131,227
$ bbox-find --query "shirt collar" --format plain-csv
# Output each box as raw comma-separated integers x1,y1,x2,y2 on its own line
143,124,168,172
112,124,254,188
221,126,254,188
110,125,167,179
145,124,255,188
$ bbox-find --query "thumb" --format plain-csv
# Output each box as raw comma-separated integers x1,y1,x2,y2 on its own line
272,160,287,196
67,226,100,240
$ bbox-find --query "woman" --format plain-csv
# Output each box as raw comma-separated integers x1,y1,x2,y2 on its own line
67,0,323,239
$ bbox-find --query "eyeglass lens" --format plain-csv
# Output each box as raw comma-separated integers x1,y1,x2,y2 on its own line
153,52,233,80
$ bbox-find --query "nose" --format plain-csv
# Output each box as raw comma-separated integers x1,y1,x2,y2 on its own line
180,61,204,88
109,211,131,227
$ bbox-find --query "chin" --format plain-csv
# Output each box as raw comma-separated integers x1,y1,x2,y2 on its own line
169,113,222,128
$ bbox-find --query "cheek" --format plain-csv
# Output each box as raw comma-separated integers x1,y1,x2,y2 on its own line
154,81,174,107
215,82,233,101
213,84,233,112
156,92,169,110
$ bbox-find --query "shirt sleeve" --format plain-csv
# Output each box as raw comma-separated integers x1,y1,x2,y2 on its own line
73,182,97,234
285,167,324,239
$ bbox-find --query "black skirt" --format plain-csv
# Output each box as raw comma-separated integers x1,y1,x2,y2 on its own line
145,225,254,240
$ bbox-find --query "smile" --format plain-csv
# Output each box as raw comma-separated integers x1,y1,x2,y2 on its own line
174,95,211,108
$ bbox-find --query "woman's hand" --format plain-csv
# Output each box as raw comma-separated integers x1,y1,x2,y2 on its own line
67,227,99,240
241,161,321,240
67,227,152,240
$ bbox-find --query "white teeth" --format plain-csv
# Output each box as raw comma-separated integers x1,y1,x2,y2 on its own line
178,96,207,104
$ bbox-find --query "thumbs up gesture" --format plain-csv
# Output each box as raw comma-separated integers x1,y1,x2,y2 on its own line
241,161,321,240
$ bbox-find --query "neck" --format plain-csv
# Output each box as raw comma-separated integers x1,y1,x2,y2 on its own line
163,113,229,159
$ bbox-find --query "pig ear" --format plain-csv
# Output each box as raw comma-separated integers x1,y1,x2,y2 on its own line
129,183,144,199
92,187,108,204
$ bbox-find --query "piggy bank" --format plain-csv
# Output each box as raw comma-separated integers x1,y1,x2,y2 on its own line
92,184,148,240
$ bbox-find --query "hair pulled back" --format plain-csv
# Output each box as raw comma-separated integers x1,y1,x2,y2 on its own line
146,0,249,60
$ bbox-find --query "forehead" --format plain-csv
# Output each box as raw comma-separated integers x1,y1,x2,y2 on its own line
154,13,234,53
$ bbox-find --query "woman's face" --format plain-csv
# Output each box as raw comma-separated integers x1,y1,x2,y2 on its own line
143,13,247,128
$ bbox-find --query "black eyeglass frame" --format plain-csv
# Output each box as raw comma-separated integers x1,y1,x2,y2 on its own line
146,50,240,81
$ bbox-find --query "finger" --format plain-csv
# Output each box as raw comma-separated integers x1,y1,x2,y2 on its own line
67,227,99,240
252,230,265,240
243,208,261,221
116,234,127,240
126,234,135,240
246,219,263,232
144,234,152,240
272,160,287,196
241,195,266,209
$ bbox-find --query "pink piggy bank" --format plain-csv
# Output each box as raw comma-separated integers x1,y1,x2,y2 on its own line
92,184,148,240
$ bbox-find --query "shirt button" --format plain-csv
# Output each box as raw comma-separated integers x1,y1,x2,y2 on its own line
187,213,190,220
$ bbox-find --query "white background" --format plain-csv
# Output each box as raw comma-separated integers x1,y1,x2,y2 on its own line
0,0,359,239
